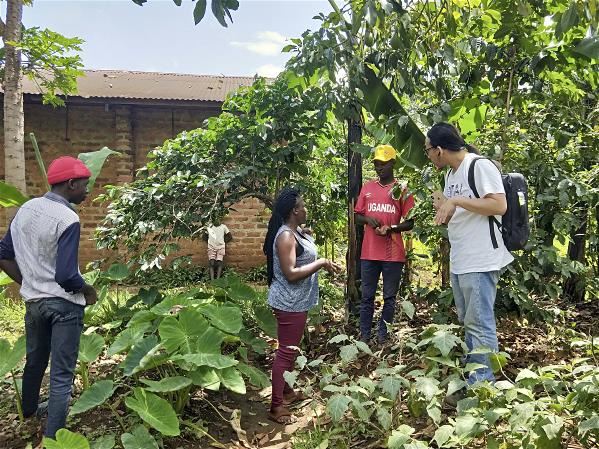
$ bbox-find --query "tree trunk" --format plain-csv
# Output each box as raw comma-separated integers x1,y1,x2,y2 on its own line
3,0,26,204
563,203,588,302
346,119,363,322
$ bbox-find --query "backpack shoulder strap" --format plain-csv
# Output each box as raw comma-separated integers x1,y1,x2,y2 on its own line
466,156,501,249
467,156,488,199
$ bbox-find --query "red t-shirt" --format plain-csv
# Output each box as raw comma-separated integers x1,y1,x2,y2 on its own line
354,180,415,262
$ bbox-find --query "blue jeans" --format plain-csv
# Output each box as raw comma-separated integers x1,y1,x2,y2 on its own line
451,271,500,385
22,298,84,438
360,260,404,341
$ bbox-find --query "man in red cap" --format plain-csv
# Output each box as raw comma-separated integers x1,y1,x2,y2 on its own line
0,156,97,439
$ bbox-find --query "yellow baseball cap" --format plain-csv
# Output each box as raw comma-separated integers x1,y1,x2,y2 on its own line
373,144,396,162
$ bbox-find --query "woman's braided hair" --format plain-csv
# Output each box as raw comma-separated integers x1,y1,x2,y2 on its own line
263,187,302,285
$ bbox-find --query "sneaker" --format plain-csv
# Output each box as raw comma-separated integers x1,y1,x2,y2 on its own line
35,401,48,419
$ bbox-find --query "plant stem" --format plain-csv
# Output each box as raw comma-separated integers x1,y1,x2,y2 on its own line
80,363,90,390
11,370,24,423
29,133,50,191
203,397,229,422
106,401,127,431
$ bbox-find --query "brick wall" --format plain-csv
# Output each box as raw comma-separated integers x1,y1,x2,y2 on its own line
0,98,267,270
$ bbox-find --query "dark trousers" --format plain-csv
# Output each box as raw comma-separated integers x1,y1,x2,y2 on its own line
271,308,307,409
360,260,404,340
22,298,84,438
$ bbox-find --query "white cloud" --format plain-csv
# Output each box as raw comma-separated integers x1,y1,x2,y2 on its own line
256,64,283,78
231,31,288,56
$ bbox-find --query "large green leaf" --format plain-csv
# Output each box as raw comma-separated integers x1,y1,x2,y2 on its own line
0,181,28,208
388,425,415,449
158,308,211,353
326,394,351,422
107,323,150,357
0,272,14,286
44,429,90,449
189,366,221,390
125,387,180,436
90,434,116,449
431,329,462,357
573,36,599,59
120,424,158,449
78,147,120,191
140,376,192,393
381,376,402,399
70,380,116,416
236,362,270,388
0,335,26,378
78,332,105,363
361,65,426,170
105,263,129,281
217,367,246,394
150,294,192,316
197,303,242,334
172,353,238,369
253,304,277,338
121,335,159,376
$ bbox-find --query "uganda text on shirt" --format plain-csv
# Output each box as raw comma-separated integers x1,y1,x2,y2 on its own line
367,203,397,213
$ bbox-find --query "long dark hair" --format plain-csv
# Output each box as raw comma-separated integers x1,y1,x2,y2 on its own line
263,187,301,286
427,122,479,154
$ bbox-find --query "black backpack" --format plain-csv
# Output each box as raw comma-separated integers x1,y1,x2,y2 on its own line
467,157,530,251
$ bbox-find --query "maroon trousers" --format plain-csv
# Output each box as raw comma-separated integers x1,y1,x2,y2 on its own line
271,308,308,409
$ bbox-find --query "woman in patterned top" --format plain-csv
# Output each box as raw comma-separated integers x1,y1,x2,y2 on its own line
263,187,342,424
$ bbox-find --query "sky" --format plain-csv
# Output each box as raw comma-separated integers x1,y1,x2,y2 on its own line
22,0,332,78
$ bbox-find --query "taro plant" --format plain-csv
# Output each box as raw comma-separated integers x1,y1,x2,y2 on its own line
0,335,26,422
77,331,105,390
69,284,270,445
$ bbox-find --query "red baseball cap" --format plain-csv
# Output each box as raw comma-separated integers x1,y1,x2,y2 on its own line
47,156,92,186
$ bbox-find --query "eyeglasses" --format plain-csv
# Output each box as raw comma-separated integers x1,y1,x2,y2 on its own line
423,145,434,155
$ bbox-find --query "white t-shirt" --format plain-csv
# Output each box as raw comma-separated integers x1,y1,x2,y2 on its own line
444,153,514,274
207,224,230,249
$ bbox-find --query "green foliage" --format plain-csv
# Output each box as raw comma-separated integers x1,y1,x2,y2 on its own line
43,429,90,449
70,380,116,416
294,322,599,448
96,76,346,269
125,387,180,436
120,425,158,449
6,27,84,107
78,332,105,363
0,182,29,207
0,335,25,378
68,274,271,440
90,434,116,449
78,147,120,192
131,0,239,27
288,0,599,308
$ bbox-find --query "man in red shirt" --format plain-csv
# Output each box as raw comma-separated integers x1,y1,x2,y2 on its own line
354,144,415,343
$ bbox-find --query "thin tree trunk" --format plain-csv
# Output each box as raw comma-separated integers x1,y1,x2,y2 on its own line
564,203,588,302
3,0,26,205
346,119,363,322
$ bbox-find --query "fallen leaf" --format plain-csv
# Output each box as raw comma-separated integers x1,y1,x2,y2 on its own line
230,409,252,447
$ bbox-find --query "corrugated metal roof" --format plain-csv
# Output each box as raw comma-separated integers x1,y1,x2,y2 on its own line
21,69,257,102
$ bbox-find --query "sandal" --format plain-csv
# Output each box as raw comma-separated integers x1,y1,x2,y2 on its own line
268,406,297,425
282,391,308,406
